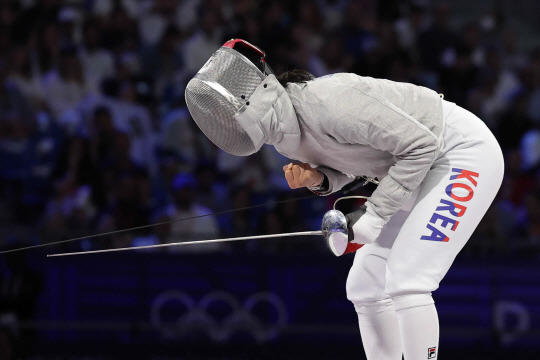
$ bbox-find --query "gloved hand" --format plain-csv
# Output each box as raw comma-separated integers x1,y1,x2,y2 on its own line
346,205,385,245
326,205,385,256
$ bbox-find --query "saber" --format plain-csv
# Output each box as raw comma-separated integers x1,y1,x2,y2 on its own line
47,209,351,258
47,231,324,257
0,193,317,255
1,177,374,256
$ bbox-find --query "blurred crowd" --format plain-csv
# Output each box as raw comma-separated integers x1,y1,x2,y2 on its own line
1,0,540,257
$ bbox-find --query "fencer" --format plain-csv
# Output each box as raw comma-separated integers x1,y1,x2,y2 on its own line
185,39,504,360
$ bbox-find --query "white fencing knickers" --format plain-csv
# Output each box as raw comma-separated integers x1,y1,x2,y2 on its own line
346,100,504,359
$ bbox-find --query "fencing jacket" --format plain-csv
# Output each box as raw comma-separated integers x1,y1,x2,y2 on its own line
235,73,445,227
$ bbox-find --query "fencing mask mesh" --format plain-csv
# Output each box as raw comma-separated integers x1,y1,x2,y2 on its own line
185,40,272,156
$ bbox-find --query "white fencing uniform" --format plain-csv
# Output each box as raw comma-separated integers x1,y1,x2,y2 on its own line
346,100,504,359
185,50,504,359
227,73,504,359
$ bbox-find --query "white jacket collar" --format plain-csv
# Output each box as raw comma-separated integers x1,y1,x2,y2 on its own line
234,74,300,156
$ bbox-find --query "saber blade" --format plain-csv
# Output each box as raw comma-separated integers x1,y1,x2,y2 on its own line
47,230,324,258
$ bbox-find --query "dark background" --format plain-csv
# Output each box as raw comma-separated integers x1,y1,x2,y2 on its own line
1,0,540,359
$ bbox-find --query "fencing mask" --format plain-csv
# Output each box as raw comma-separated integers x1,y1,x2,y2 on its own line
185,39,274,156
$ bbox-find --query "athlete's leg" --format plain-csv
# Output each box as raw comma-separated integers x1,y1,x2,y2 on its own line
385,105,504,360
346,210,412,360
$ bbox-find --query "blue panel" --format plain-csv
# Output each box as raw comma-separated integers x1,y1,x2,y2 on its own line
31,253,540,352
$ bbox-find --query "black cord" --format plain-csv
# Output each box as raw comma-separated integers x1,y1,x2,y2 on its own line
0,176,375,255
0,193,318,254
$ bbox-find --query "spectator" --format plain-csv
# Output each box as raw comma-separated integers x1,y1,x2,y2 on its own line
219,186,256,239
520,125,540,172
56,7,79,46
416,2,458,88
137,0,181,46
316,0,349,31
140,24,183,97
79,17,115,94
525,48,540,124
182,8,223,74
438,44,480,107
496,93,532,150
6,44,43,110
394,3,429,52
42,175,95,235
307,34,352,77
0,60,29,118
95,170,152,249
0,0,540,261
162,173,221,252
194,162,229,211
34,22,60,76
470,47,522,129
42,45,89,119
160,103,197,167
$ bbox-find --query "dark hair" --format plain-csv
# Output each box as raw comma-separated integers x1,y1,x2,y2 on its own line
276,69,314,87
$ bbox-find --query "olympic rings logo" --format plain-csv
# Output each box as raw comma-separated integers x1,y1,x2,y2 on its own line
150,290,288,343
